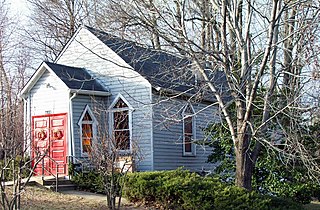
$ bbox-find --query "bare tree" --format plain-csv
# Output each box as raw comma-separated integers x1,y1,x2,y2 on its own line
97,0,320,190
79,101,138,210
0,1,46,209
26,0,99,61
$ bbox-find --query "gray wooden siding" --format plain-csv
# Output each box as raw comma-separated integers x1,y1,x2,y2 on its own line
30,70,69,116
56,28,153,171
71,94,108,158
152,94,219,171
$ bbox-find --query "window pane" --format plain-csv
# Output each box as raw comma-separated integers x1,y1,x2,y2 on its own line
82,123,92,153
82,138,92,153
114,98,128,108
184,117,192,134
115,130,130,150
184,135,192,152
184,116,193,153
83,112,92,121
82,124,92,137
184,106,193,114
114,111,129,129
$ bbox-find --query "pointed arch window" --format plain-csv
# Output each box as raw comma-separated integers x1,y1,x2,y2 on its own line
183,104,196,156
78,105,97,155
109,94,133,151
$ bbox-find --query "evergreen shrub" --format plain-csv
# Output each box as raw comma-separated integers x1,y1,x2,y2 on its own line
123,169,302,210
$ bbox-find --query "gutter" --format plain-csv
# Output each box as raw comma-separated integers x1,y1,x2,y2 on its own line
69,89,111,96
68,92,77,160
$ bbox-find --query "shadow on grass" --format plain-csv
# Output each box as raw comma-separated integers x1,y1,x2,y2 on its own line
304,201,320,210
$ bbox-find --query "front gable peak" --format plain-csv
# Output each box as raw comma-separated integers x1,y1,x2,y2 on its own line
20,61,110,98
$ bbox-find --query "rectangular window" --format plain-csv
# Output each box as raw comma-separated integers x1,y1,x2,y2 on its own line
184,116,193,153
82,123,92,153
113,110,130,150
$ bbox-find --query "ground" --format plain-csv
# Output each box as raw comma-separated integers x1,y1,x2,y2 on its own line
6,186,320,210
17,186,148,210
305,201,320,210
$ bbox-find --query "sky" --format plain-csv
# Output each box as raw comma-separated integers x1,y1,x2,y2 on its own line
9,0,29,20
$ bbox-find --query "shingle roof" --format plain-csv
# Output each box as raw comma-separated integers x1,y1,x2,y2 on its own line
86,26,228,101
45,61,107,92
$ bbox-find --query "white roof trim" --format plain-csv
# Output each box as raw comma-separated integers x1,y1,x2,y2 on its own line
19,61,111,99
77,104,97,126
182,103,195,116
19,62,67,99
108,93,134,110
55,26,83,63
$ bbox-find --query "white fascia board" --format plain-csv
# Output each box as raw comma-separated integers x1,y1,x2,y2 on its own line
19,62,69,99
19,62,47,99
83,27,151,88
55,26,83,63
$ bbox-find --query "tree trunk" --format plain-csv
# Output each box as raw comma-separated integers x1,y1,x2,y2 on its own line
235,145,254,190
234,129,254,190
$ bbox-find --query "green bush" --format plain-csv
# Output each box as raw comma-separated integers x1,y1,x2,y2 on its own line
71,170,123,195
123,169,302,210
267,197,303,210
0,156,31,181
71,171,105,193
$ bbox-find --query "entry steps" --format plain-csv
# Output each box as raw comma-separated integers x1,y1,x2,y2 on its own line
34,176,76,191
5,176,76,192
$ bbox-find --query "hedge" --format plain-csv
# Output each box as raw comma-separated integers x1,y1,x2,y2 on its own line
123,169,302,210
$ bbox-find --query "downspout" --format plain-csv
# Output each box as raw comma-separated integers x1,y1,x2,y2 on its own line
68,92,77,161
150,86,154,171
21,93,31,157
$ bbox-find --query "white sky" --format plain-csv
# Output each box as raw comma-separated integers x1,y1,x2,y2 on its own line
8,0,29,18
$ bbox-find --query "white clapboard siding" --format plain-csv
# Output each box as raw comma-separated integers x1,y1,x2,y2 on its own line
30,71,69,116
56,28,153,171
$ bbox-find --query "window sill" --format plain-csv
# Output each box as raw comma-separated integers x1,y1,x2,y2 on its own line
183,153,196,157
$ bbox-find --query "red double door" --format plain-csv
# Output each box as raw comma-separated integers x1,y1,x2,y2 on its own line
32,113,68,176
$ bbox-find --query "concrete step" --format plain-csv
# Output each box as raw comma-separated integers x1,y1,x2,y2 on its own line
33,176,76,192
39,179,73,186
45,184,77,192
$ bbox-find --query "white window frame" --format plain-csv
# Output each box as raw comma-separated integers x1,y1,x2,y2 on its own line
78,105,97,157
108,94,133,153
182,104,196,156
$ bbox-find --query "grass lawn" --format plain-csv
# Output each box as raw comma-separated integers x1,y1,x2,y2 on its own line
20,187,106,210
3,186,319,210
5,186,145,210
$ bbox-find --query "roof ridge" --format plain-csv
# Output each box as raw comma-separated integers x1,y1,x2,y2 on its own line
84,25,185,59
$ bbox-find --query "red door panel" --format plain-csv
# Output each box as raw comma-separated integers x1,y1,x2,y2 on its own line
32,113,68,176
50,115,67,175
33,117,50,176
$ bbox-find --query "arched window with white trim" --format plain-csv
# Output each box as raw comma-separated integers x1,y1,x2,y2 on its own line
109,94,133,151
183,104,196,156
78,105,97,156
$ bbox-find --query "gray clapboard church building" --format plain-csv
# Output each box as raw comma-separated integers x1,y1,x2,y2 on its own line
20,26,224,176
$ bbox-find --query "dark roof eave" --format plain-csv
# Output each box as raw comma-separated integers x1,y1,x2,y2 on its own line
151,86,216,104
69,89,111,96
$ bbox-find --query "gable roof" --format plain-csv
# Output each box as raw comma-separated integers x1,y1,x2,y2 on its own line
44,61,107,93
20,61,110,98
86,26,192,91
85,26,228,101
